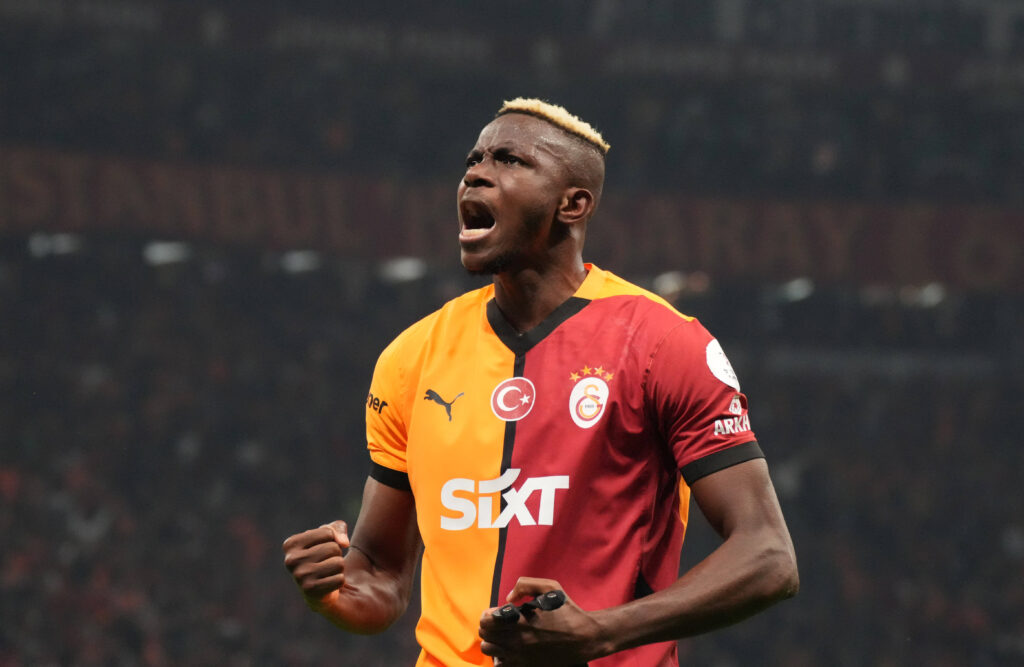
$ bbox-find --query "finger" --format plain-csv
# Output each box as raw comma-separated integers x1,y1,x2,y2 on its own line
283,540,345,573
523,589,565,612
478,639,504,659
293,556,346,598
323,520,351,549
291,553,345,580
282,528,324,552
491,603,521,623
480,608,500,629
480,607,517,635
302,572,346,600
505,576,561,604
282,524,344,552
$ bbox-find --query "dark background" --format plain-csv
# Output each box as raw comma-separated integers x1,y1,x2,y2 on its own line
2,1,1022,665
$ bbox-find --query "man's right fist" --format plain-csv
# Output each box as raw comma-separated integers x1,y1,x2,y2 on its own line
282,520,351,604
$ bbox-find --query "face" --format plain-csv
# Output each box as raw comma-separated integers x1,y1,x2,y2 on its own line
457,114,570,275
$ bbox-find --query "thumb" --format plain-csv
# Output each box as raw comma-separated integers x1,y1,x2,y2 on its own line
506,577,561,604
322,520,350,549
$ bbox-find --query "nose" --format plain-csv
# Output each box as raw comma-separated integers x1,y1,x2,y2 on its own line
463,159,494,188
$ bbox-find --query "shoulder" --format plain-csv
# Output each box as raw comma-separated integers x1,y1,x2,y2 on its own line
584,266,690,317
582,268,731,381
582,265,702,339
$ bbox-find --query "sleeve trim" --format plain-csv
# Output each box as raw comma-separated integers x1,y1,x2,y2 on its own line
681,441,764,486
369,461,412,493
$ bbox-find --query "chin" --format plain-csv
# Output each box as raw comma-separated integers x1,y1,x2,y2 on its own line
462,251,515,276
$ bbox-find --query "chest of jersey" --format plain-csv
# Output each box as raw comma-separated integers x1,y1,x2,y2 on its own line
405,296,672,541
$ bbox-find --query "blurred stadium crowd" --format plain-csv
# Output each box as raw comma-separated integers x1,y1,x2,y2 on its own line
3,0,1024,203
2,0,1023,665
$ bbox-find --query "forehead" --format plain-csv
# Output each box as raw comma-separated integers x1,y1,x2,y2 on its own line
472,113,564,156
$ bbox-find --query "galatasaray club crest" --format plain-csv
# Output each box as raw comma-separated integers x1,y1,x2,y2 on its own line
568,365,613,429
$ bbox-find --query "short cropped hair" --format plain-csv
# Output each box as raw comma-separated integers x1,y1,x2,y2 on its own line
497,98,610,156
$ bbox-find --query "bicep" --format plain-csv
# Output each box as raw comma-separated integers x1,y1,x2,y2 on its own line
689,458,791,544
350,476,421,581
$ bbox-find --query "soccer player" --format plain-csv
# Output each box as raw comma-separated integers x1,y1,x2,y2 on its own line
283,98,798,666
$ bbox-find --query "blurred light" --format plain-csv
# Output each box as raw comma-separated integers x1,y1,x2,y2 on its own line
779,277,814,302
653,271,686,298
51,233,82,255
900,282,946,308
27,232,82,257
26,234,48,258
143,241,192,266
918,283,946,308
653,270,711,299
281,250,321,273
379,257,427,283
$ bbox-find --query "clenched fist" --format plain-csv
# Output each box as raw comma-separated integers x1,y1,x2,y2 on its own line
282,520,350,607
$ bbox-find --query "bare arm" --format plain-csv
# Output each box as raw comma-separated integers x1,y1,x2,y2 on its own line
479,458,798,664
283,477,421,634
593,457,798,649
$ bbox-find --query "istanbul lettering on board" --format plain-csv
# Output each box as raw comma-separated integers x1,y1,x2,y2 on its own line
1,147,1019,290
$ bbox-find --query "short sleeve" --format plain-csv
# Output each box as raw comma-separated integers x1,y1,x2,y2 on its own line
645,319,764,485
365,339,411,489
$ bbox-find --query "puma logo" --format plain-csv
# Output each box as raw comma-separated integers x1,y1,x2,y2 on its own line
424,389,464,422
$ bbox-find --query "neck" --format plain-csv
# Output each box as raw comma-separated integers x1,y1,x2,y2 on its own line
491,259,588,334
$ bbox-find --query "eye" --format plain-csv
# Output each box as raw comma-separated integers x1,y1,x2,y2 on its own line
498,154,522,166
465,155,481,168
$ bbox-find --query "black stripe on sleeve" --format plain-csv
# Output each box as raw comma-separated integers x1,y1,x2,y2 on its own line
681,441,764,486
369,461,412,492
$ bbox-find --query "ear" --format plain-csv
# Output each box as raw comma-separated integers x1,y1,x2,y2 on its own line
556,187,595,226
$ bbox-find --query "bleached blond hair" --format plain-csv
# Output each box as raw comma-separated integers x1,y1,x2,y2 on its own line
497,98,610,156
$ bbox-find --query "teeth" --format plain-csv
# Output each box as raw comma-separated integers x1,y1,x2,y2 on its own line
461,228,490,238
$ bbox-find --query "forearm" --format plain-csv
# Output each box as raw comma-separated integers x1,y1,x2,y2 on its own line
311,545,416,635
591,528,798,656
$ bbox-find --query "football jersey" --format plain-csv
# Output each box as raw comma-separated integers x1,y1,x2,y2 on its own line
365,264,762,667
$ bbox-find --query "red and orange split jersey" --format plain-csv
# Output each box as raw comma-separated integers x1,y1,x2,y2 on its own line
366,265,762,667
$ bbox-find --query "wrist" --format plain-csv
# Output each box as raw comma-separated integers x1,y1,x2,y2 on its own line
585,608,622,661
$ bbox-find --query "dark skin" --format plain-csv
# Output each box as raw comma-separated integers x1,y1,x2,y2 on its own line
457,114,597,331
282,478,420,635
283,112,798,663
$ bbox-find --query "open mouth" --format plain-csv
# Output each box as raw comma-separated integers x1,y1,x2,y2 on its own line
459,199,496,239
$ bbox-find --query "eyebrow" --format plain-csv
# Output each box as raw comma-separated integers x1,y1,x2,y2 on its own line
465,144,528,161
